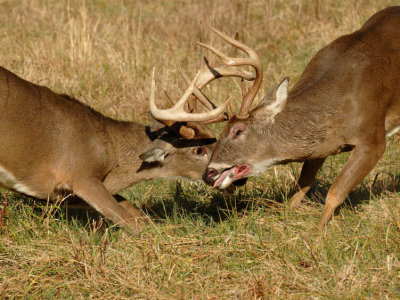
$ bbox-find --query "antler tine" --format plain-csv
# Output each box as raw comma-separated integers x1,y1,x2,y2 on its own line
198,27,263,119
149,29,260,126
200,104,230,124
180,70,214,110
193,56,256,92
209,27,257,59
164,90,176,106
149,69,195,139
240,79,247,98
187,94,198,113
227,102,234,119
149,68,232,122
190,32,256,105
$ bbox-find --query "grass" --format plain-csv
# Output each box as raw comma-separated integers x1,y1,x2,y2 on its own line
1,0,400,298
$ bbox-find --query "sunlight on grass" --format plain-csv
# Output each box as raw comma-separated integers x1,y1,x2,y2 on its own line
1,0,399,298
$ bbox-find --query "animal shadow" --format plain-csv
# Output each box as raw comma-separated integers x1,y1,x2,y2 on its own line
144,172,400,222
4,172,398,229
301,171,400,212
142,184,252,224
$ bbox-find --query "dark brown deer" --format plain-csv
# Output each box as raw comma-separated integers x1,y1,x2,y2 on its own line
0,52,255,231
156,7,400,227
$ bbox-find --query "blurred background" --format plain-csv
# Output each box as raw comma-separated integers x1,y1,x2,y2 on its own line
0,0,395,122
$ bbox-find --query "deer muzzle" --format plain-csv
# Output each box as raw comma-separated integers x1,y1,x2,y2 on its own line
203,164,251,189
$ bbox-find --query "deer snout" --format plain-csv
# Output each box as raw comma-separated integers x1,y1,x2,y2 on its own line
206,168,218,178
203,167,218,185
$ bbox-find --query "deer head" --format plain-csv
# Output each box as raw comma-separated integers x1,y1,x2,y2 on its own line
155,28,271,189
137,119,217,181
204,77,290,189
143,30,257,183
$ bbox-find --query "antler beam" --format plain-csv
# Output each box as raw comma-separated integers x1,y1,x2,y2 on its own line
198,27,263,119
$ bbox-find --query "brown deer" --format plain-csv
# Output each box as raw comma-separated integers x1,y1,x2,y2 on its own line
0,52,254,231
154,7,400,227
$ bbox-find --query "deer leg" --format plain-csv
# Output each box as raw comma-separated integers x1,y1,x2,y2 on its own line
61,193,145,224
289,158,326,207
118,199,148,222
318,141,386,227
73,179,148,231
113,194,147,220
113,194,146,219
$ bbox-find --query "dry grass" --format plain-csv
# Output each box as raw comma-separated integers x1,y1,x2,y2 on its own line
1,0,400,299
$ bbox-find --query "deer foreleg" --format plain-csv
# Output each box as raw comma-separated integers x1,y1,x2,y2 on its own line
289,158,326,207
113,194,147,220
318,142,385,227
73,179,148,232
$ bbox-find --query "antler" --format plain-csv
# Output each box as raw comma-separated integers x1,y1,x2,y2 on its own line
149,68,233,123
198,27,263,119
149,31,257,121
148,29,259,138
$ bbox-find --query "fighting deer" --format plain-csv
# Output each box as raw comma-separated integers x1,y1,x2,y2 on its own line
0,51,255,231
155,7,400,227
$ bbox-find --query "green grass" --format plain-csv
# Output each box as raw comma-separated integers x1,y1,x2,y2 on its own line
1,0,400,298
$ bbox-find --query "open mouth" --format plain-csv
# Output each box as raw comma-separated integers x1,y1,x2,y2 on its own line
213,164,251,189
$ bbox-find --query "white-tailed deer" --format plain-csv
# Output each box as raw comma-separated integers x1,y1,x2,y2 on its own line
154,7,400,227
0,50,255,231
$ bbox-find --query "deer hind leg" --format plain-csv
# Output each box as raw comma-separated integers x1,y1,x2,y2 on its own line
289,158,326,207
73,179,148,232
318,140,386,227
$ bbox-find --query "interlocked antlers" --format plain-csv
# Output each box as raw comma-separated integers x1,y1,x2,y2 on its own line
149,66,231,139
149,27,262,137
149,67,233,123
198,28,263,119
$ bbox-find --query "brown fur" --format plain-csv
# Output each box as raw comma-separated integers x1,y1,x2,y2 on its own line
0,66,216,231
205,7,400,227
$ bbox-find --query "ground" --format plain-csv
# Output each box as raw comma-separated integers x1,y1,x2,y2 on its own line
0,0,399,298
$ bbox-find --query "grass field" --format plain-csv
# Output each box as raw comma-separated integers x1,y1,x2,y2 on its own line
1,0,400,298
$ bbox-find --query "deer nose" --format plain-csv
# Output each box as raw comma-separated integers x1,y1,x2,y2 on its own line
205,168,218,179
203,168,219,185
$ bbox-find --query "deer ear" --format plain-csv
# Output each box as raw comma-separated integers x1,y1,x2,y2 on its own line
139,139,176,163
265,77,289,116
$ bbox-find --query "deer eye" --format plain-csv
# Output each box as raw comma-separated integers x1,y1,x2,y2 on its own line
192,147,206,155
235,129,243,136
232,125,246,139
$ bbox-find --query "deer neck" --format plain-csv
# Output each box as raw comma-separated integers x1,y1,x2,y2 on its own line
262,91,335,163
103,121,166,194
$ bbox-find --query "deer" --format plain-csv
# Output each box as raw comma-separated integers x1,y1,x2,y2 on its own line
0,48,255,231
151,6,400,227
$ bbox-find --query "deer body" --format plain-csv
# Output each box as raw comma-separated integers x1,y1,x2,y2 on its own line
0,66,217,230
200,7,400,226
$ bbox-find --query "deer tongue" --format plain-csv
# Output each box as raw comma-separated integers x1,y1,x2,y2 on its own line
213,164,251,189
213,167,235,189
